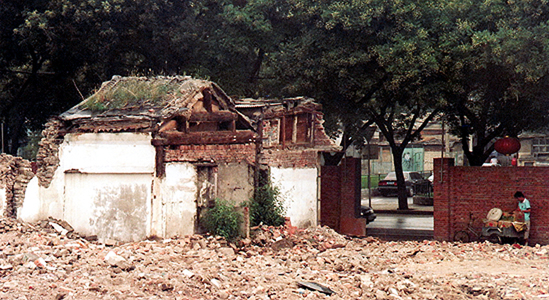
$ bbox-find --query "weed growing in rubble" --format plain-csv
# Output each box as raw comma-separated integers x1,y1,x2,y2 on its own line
249,184,286,227
202,199,243,241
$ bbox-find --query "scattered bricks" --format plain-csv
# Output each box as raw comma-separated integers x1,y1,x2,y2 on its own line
1,216,549,299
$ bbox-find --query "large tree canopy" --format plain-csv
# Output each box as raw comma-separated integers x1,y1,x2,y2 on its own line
264,0,549,206
2,0,549,210
437,0,549,165
0,0,285,155
265,0,448,208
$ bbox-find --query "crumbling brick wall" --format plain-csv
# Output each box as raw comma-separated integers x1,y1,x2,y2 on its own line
0,154,34,217
165,144,256,164
35,119,66,188
434,158,549,245
261,149,319,169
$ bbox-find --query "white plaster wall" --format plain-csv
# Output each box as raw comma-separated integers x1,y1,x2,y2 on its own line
60,132,155,173
159,163,197,238
270,167,318,228
29,132,156,241
18,176,40,222
64,173,151,242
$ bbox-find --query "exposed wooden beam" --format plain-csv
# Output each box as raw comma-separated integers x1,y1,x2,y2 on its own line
186,111,237,122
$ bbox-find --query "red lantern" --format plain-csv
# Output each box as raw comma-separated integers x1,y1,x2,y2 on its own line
494,137,521,155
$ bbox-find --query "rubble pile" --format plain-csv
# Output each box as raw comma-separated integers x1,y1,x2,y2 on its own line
0,218,548,299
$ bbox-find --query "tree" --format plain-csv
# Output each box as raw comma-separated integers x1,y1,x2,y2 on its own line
263,0,447,209
438,0,549,165
0,0,204,155
264,0,549,206
0,0,290,156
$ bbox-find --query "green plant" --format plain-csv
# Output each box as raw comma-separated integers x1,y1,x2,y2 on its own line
82,79,185,112
361,174,385,189
202,199,243,241
250,184,286,227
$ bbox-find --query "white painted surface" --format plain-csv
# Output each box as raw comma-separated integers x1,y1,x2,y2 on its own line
160,163,198,237
60,132,155,173
26,132,157,241
270,167,318,228
64,173,152,242
18,176,40,222
39,165,68,221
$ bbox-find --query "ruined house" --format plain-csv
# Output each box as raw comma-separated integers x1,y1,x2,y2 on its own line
15,76,339,242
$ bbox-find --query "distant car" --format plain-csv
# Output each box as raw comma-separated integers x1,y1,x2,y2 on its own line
361,206,377,224
377,171,431,197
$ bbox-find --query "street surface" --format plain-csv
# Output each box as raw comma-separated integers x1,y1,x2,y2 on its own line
363,195,434,240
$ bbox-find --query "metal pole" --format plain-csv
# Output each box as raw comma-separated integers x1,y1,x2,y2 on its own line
367,139,371,208
1,120,4,153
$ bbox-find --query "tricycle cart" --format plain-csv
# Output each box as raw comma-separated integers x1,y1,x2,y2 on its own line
482,211,527,244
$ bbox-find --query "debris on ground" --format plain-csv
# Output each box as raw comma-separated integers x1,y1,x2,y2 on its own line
0,217,548,299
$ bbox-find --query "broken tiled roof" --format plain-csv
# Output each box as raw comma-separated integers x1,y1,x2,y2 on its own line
61,75,235,121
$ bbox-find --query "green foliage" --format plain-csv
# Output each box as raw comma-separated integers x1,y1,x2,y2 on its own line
3,0,549,172
202,199,243,241
83,79,184,112
18,130,42,161
361,174,385,189
250,184,286,227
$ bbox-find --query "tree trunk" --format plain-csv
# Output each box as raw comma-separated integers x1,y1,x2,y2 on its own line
391,147,409,210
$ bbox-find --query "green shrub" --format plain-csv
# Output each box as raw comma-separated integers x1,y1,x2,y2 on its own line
202,199,243,241
250,184,286,227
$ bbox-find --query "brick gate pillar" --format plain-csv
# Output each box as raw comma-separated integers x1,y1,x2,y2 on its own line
320,157,366,236
433,157,454,241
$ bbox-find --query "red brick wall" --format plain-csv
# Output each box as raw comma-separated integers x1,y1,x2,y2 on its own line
262,150,319,168
166,144,320,169
320,165,341,230
320,158,366,236
434,158,549,245
165,144,256,164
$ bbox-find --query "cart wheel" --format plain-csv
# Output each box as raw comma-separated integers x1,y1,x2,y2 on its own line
453,231,470,243
487,233,502,244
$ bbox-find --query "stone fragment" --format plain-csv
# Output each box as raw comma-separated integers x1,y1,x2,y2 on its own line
104,251,126,266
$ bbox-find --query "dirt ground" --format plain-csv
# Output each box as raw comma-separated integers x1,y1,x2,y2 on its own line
0,218,548,300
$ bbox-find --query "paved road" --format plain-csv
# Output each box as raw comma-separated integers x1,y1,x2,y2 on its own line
368,213,433,231
363,195,434,240
361,193,433,213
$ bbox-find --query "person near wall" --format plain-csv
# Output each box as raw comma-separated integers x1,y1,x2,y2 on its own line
514,191,531,246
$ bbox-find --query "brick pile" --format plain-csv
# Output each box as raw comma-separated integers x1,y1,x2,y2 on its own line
0,217,548,299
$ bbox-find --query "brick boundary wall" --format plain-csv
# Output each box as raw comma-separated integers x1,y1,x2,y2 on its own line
320,158,366,236
434,158,549,245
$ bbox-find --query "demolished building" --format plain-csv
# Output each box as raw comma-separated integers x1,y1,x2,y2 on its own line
12,76,340,242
